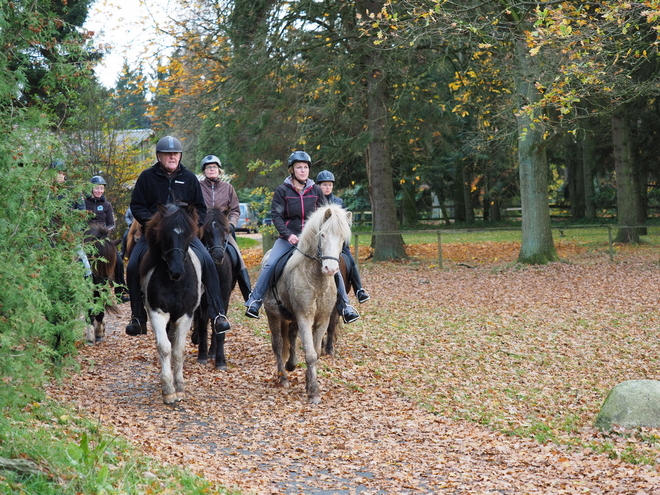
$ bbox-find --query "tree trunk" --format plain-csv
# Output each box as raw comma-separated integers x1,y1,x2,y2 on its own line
362,54,407,260
612,109,643,243
513,32,558,264
565,134,585,219
453,160,466,222
462,164,475,223
581,125,597,221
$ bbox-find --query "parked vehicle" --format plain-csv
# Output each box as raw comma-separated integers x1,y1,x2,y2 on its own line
236,203,260,233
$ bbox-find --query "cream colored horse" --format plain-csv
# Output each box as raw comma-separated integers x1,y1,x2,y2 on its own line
263,203,352,404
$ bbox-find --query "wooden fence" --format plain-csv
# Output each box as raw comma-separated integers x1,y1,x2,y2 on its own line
352,225,653,269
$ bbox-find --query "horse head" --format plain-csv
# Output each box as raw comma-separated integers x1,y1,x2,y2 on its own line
149,202,198,281
200,207,230,265
299,204,352,277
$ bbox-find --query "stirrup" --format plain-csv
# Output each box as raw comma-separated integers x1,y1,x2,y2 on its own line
125,317,146,336
244,299,262,319
342,305,360,324
356,288,370,304
212,314,231,335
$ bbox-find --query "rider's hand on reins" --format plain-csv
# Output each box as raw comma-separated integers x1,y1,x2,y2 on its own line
288,234,299,245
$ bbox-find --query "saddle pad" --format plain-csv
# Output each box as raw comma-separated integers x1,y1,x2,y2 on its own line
268,246,296,290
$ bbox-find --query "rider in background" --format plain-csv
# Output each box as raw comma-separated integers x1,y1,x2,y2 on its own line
199,155,252,302
124,136,231,337
244,151,360,324
84,175,127,300
50,160,91,278
316,170,370,304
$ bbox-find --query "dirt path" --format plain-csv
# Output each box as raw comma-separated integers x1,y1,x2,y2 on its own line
48,256,660,494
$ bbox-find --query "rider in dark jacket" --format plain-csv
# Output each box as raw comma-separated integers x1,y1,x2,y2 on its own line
124,136,231,336
244,151,360,323
316,170,370,304
84,175,126,295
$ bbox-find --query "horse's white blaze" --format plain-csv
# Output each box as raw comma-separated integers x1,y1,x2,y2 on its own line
173,227,184,235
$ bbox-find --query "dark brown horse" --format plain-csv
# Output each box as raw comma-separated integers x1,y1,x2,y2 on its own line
192,206,235,370
84,223,120,343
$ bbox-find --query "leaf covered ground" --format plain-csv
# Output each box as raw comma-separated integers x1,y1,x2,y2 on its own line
48,241,660,494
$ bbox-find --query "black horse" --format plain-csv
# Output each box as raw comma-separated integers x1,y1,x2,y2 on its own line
141,202,203,404
192,206,235,370
84,222,120,343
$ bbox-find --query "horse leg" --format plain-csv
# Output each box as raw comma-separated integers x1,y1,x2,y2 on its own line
323,312,338,356
212,332,227,371
267,313,289,388
285,321,298,372
313,316,330,357
193,306,209,365
171,316,191,401
93,312,105,342
151,312,177,404
297,319,321,404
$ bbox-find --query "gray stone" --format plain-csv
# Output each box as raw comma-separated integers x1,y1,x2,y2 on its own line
595,379,660,430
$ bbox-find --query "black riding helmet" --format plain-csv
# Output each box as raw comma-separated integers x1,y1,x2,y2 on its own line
90,175,107,186
287,150,311,171
316,170,335,183
156,136,183,154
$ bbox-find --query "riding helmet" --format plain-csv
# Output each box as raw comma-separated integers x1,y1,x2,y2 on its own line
90,175,107,186
155,136,183,154
316,170,335,183
201,155,222,171
50,159,66,171
287,150,312,170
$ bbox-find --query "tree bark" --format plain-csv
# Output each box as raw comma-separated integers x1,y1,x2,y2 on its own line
514,31,558,264
612,108,643,243
358,0,407,261
581,124,597,221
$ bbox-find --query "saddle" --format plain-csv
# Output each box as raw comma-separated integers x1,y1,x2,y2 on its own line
267,246,296,320
226,242,240,272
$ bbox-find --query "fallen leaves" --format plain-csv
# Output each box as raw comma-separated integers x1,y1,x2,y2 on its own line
45,241,660,493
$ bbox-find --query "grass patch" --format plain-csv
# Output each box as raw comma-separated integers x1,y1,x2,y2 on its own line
0,398,241,495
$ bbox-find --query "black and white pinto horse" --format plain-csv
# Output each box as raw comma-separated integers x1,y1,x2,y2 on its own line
192,206,235,370
141,202,203,404
263,203,352,404
84,222,120,343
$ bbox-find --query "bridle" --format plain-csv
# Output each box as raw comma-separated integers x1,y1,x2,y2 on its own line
162,246,188,262
296,235,340,264
205,220,228,261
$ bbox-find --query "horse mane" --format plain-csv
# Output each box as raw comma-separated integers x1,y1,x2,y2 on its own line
145,202,198,252
200,206,230,237
297,203,352,255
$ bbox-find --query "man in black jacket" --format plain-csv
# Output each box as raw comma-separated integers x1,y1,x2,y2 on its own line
124,136,231,336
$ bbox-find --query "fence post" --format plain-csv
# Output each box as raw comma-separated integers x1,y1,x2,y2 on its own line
354,233,359,270
437,231,443,268
608,226,614,261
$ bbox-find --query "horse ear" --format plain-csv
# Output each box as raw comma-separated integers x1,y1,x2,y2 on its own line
346,210,352,224
324,208,332,220
157,203,168,215
185,202,196,216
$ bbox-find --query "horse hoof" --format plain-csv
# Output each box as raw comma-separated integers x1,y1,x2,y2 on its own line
197,359,208,365
308,395,321,404
163,393,177,404
175,392,185,401
95,337,104,343
215,363,228,371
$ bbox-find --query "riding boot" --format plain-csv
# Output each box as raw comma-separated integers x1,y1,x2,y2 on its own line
335,272,359,324
350,265,370,303
237,268,252,302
